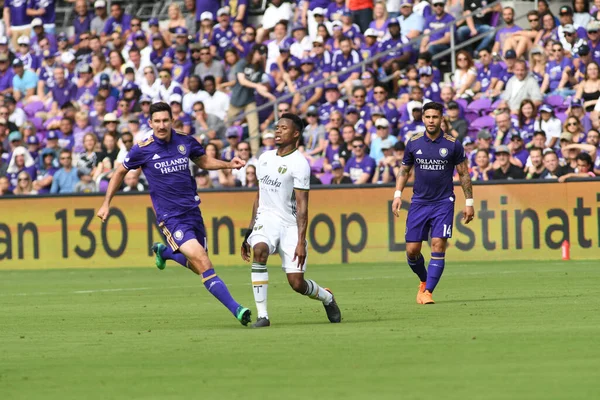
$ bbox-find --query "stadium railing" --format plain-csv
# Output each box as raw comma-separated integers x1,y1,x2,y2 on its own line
231,0,519,123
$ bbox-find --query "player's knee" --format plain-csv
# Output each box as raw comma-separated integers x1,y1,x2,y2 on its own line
287,276,305,293
252,244,269,263
406,247,421,259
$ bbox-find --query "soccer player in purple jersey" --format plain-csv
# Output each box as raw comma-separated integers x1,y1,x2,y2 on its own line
391,102,474,305
97,102,252,326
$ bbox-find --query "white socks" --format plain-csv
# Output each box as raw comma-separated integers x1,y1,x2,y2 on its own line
304,279,333,305
251,263,269,319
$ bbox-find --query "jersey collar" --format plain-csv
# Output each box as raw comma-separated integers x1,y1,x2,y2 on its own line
424,132,443,143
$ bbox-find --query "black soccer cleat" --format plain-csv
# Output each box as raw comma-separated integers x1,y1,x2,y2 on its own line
323,289,341,323
251,317,271,328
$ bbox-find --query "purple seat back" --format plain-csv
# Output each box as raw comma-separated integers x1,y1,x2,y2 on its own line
471,115,495,130
24,101,46,118
320,172,333,185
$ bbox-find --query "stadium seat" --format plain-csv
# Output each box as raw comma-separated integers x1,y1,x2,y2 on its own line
23,101,46,118
545,95,568,112
311,158,325,174
319,172,333,185
467,98,492,117
29,117,45,132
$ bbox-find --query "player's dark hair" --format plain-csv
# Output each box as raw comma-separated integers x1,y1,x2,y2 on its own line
281,113,304,133
342,123,355,132
150,102,173,119
159,68,171,76
533,130,546,138
576,152,593,166
423,101,444,115
351,136,365,144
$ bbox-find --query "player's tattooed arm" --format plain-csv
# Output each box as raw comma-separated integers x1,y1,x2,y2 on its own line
293,189,309,268
396,164,412,191
456,159,473,200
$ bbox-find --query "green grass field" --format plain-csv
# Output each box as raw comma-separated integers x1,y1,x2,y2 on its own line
1,261,599,399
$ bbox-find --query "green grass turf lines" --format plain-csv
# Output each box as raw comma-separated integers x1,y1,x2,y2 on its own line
1,261,599,400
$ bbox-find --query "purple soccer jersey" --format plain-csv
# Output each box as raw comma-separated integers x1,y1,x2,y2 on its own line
402,132,466,203
402,132,466,242
331,49,361,83
477,63,502,93
103,14,132,36
546,57,573,92
122,129,206,223
211,25,235,59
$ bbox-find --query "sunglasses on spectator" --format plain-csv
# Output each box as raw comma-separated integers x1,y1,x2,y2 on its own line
433,3,444,7
567,122,578,126
564,32,573,36
122,139,133,144
376,126,387,129
80,36,90,40
354,95,365,98
238,148,250,152
529,18,539,22
589,30,599,34
60,157,72,160
200,52,210,55
353,144,364,148
313,43,323,47
18,177,30,182
193,108,204,112
131,23,141,27
19,44,29,47
159,74,169,78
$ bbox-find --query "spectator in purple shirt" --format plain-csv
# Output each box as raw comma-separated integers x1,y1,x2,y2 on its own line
360,29,380,62
491,7,522,56
344,136,376,184
541,41,576,96
319,83,345,126
294,58,324,115
0,54,15,94
419,0,454,65
419,66,441,102
376,18,411,74
473,48,502,99
16,36,40,72
331,37,362,93
370,84,399,130
211,7,234,59
172,46,193,87
195,0,219,23
50,67,77,113
73,0,93,43
311,36,332,77
101,3,131,42
508,132,529,168
27,0,56,33
6,0,32,51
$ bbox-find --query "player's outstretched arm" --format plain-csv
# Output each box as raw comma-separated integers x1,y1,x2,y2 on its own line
241,191,260,262
456,159,475,224
391,164,412,218
293,189,309,268
97,165,129,222
192,155,246,170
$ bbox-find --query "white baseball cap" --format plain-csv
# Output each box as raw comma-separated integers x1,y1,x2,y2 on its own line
217,7,229,16
312,36,324,44
17,35,30,45
375,118,390,128
313,7,325,16
94,0,106,8
61,51,76,64
169,93,182,104
201,11,214,21
364,28,378,37
31,18,43,27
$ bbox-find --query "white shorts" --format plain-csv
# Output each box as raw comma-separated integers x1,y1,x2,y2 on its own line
247,214,307,273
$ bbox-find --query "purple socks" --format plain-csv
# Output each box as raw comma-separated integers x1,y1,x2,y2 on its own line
407,253,427,282
201,269,241,316
426,252,445,293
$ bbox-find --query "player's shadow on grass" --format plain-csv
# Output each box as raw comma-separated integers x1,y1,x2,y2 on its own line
442,294,579,304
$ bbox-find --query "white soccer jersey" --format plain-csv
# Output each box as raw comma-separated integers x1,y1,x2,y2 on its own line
256,149,311,226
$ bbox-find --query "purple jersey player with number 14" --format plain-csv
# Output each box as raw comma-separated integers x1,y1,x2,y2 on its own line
391,102,474,305
97,102,252,326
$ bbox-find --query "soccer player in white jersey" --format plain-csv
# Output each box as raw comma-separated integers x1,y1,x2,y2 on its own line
241,113,342,328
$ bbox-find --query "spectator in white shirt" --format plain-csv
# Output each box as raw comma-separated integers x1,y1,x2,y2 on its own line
534,104,562,148
183,75,210,114
202,75,229,120
157,68,182,102
256,0,294,43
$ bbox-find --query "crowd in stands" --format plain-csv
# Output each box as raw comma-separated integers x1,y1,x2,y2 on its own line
0,0,599,197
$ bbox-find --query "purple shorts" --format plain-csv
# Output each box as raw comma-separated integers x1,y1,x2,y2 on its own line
405,201,454,242
158,208,207,252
